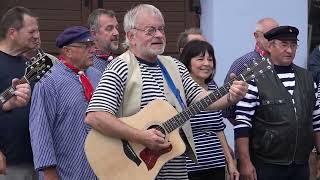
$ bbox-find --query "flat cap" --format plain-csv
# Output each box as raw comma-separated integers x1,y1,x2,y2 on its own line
55,26,94,48
264,26,299,41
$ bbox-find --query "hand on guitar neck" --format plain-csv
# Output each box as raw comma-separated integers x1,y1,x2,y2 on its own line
1,49,53,111
1,78,31,111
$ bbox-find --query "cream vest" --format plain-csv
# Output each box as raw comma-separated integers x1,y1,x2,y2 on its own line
116,50,198,163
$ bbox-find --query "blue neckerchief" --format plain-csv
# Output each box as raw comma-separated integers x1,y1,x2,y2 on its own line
157,59,186,109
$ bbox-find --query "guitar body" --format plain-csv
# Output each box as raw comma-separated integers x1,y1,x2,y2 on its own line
85,100,186,180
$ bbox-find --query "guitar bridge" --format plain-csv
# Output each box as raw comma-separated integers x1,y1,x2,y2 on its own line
121,139,142,166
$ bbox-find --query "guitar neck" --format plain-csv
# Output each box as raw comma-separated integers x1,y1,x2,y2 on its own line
0,77,28,105
162,75,244,133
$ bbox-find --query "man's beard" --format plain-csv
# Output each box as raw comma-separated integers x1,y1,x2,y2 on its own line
137,41,166,57
109,41,119,51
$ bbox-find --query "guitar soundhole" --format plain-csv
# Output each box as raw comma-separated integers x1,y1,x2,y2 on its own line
148,125,166,135
140,124,172,171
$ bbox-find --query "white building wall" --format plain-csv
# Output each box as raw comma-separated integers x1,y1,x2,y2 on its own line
200,0,308,150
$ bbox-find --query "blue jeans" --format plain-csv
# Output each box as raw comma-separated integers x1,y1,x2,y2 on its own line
254,161,309,180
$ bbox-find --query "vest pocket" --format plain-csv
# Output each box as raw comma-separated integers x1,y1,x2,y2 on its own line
258,98,289,125
252,129,278,154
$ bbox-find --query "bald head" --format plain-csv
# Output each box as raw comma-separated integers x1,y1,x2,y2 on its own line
256,18,279,34
254,18,279,51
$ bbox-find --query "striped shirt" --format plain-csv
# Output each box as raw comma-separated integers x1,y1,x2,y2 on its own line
29,63,102,180
186,83,226,172
87,56,203,180
92,55,110,73
234,64,320,138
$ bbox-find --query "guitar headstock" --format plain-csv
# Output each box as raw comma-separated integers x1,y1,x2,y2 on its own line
24,49,53,84
239,57,273,82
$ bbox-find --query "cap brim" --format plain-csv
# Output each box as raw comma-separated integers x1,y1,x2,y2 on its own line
76,35,95,43
277,37,299,41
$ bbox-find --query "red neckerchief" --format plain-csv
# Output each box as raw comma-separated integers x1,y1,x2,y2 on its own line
94,49,114,62
59,55,94,103
255,45,268,57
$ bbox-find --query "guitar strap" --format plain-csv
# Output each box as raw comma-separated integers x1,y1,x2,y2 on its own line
157,59,199,163
157,60,186,109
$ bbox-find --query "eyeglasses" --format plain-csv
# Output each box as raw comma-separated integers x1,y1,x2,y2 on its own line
67,43,95,49
274,40,299,50
133,26,165,36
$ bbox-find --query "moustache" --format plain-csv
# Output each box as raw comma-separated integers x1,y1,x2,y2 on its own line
111,36,119,41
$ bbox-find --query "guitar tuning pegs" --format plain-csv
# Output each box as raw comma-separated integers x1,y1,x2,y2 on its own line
252,60,258,66
267,65,272,70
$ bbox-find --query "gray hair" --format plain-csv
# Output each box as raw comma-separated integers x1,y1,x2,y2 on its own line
123,4,164,47
255,17,279,33
87,9,116,32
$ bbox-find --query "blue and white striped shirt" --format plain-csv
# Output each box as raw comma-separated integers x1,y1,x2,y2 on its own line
235,64,320,138
186,83,226,172
92,55,110,74
29,62,102,180
87,56,203,180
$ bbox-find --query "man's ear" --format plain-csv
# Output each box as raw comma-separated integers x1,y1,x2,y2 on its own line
90,29,97,38
127,31,135,45
127,31,134,41
7,27,17,40
253,32,259,39
266,41,272,52
62,47,72,58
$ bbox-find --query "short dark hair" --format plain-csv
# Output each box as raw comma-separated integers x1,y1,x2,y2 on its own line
177,27,202,52
0,6,37,40
88,9,116,32
179,40,216,84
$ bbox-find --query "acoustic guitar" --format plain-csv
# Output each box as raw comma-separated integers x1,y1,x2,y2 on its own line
0,49,53,105
85,58,272,180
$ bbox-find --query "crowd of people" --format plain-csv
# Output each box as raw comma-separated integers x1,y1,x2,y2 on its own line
0,3,319,180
